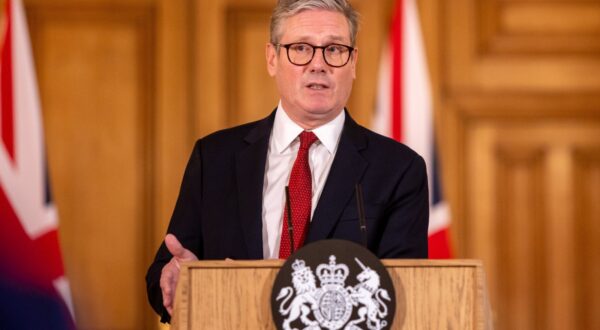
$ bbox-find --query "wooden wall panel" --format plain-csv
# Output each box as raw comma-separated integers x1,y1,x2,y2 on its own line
226,7,279,126
28,5,156,328
574,149,600,330
346,1,389,127
440,0,600,328
447,0,600,91
21,0,193,329
495,146,546,330
479,1,600,53
153,0,194,247
447,94,600,329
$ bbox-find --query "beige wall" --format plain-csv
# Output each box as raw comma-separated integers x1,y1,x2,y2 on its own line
4,0,598,328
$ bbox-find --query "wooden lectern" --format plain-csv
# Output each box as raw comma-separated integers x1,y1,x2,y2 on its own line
171,259,492,329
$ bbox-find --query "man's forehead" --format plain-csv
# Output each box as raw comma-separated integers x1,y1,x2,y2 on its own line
291,34,348,43
280,9,351,43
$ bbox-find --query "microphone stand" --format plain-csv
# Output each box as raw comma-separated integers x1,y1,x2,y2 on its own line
355,184,368,249
285,186,295,254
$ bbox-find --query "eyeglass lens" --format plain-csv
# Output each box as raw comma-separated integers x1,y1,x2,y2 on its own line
285,43,352,67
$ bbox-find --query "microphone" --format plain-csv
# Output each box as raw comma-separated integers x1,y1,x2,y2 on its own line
285,186,295,254
355,184,368,248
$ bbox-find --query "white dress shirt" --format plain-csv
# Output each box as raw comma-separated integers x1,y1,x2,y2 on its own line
261,103,345,259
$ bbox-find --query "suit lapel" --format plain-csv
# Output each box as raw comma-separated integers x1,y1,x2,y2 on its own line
307,112,368,242
235,112,275,259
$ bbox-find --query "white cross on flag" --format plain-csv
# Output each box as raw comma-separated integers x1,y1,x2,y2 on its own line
373,0,452,258
0,0,75,327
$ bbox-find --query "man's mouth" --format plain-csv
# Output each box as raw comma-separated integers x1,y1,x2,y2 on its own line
307,83,329,90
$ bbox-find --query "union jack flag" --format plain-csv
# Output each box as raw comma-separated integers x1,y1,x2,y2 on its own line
374,0,452,258
0,0,75,328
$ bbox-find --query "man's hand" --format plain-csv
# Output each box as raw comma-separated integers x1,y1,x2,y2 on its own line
160,234,198,315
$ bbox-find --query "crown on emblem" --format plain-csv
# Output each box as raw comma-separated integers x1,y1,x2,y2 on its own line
291,259,311,276
316,255,349,286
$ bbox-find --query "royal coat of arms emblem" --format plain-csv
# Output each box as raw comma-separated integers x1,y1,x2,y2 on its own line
275,255,392,330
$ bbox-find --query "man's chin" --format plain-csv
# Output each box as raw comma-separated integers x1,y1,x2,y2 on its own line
298,101,339,114
303,107,338,117
301,106,344,123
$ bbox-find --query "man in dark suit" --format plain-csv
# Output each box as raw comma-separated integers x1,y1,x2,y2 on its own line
146,0,429,323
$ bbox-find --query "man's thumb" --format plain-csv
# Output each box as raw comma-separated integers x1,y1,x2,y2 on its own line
165,234,198,261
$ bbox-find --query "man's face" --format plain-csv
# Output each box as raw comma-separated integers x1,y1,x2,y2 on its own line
266,10,358,129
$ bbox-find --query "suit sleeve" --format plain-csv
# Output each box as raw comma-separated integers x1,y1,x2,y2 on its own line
145,140,204,323
377,154,429,258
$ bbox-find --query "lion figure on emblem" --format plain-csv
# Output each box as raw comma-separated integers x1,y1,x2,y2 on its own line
276,260,320,330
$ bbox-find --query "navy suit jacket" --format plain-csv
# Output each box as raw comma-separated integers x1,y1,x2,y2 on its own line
146,110,429,321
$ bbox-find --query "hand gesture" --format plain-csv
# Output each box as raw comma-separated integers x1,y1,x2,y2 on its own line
159,234,198,315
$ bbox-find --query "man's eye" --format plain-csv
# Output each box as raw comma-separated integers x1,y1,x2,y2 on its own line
326,45,343,54
292,44,310,52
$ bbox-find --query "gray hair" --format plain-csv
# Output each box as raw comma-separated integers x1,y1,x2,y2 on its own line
270,0,360,46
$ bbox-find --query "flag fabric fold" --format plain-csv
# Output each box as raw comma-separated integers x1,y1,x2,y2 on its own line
0,0,76,328
374,0,452,258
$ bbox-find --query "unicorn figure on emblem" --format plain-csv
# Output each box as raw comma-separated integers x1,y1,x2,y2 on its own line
345,258,391,330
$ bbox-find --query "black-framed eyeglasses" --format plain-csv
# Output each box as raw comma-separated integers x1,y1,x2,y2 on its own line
275,42,355,68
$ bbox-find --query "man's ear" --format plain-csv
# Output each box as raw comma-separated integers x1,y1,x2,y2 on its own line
266,43,278,77
351,47,358,79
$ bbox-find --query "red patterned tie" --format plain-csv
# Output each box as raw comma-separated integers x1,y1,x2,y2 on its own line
278,131,318,259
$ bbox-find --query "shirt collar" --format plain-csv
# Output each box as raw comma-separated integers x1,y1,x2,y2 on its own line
272,101,345,154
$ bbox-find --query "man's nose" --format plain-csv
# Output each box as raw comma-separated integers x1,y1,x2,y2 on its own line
308,49,327,72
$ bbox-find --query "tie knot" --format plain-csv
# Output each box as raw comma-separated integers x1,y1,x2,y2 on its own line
299,131,318,150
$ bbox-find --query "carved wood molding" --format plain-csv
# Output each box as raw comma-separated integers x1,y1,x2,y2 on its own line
443,0,600,91
447,93,600,119
478,0,600,55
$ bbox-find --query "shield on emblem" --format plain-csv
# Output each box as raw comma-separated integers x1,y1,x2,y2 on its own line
314,283,353,328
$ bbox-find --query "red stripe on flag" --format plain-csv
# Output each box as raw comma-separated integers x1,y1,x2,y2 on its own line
1,183,74,329
1,0,15,159
0,185,65,288
390,0,403,142
428,228,452,259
